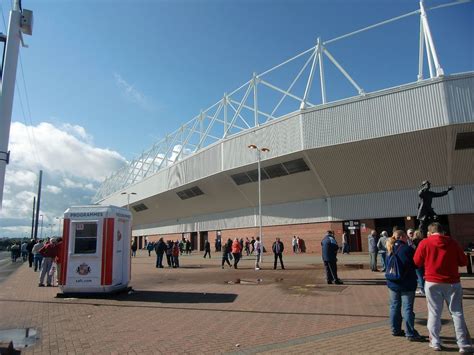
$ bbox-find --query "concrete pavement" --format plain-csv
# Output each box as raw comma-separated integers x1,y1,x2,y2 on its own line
0,250,472,354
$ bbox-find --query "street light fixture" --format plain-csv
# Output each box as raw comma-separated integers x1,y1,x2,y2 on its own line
48,223,55,238
248,144,270,255
55,217,63,237
121,191,137,210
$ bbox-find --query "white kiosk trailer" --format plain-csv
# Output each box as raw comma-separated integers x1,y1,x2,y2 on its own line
59,205,132,294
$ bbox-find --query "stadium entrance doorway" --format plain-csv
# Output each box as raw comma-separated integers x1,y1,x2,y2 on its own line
343,220,362,252
199,231,208,251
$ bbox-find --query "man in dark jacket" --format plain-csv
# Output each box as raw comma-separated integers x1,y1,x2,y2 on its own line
203,240,211,258
272,238,285,270
154,238,167,268
321,231,343,284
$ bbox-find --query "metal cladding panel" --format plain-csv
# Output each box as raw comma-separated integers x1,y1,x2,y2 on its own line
179,144,222,186
162,145,222,190
302,79,450,150
444,75,474,124
222,114,302,171
453,185,474,214
133,197,329,236
305,127,451,196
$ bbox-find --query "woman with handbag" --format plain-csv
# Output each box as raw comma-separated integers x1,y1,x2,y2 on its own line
385,230,423,341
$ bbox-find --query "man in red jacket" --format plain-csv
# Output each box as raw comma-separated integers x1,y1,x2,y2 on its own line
413,222,471,352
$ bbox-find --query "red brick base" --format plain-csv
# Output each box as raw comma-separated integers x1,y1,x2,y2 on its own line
144,214,474,252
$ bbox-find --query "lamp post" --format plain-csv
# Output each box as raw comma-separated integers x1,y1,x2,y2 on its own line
39,214,43,239
121,191,137,210
55,217,63,237
248,144,270,253
48,223,55,238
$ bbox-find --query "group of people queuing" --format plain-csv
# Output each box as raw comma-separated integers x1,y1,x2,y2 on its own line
9,237,63,287
291,235,305,253
320,224,471,352
382,223,470,352
151,238,182,268
368,228,425,295
219,236,285,270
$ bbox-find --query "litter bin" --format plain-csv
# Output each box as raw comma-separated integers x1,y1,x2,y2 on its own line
59,205,132,294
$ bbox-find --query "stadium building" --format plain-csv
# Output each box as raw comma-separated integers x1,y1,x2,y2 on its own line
95,3,474,252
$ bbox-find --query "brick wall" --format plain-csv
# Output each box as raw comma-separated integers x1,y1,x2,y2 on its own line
145,222,343,253
448,214,474,248
140,214,473,253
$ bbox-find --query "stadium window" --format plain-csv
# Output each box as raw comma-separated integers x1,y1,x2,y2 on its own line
263,163,288,178
455,132,474,150
282,158,310,174
231,172,252,185
176,186,205,200
74,222,98,254
132,203,148,212
246,168,269,182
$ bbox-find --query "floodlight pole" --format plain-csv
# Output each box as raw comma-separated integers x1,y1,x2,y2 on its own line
248,144,270,256
121,191,137,210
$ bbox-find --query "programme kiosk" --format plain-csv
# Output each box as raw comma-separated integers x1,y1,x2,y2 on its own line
59,205,132,294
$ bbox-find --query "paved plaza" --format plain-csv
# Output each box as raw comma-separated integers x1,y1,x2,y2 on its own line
0,250,473,354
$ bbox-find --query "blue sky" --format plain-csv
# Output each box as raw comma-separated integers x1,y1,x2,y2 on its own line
0,0,473,238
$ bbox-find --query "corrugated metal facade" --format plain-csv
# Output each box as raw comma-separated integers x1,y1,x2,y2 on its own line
221,113,302,171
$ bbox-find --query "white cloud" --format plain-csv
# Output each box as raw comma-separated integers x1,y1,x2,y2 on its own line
114,73,155,111
45,185,62,194
62,123,93,144
5,169,37,187
0,121,126,238
9,122,126,182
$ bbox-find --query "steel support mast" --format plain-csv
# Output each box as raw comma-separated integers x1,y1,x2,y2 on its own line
0,0,33,208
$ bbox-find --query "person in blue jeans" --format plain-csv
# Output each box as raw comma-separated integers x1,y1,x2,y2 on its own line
385,230,423,341
409,229,426,295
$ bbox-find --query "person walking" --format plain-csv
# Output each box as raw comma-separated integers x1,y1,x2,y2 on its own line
413,222,471,352
27,239,35,268
231,238,241,269
292,236,298,253
165,240,173,267
245,238,250,256
385,230,422,341
131,240,138,257
221,239,232,269
154,238,166,268
377,231,389,272
146,241,154,256
172,241,180,268
368,230,378,271
410,229,425,296
342,232,350,254
38,238,61,287
272,237,285,270
321,231,343,284
32,239,44,272
254,236,263,270
203,240,211,258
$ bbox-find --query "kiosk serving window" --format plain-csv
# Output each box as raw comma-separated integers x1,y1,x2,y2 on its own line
74,222,98,254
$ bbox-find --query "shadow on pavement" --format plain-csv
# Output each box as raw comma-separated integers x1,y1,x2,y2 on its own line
115,290,238,303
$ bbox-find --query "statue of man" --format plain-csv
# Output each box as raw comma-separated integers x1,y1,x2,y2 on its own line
417,181,453,236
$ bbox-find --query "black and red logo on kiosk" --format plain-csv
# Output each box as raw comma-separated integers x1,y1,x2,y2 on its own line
76,263,91,276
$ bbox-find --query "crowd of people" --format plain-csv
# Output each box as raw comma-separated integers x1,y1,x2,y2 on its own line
9,237,63,287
